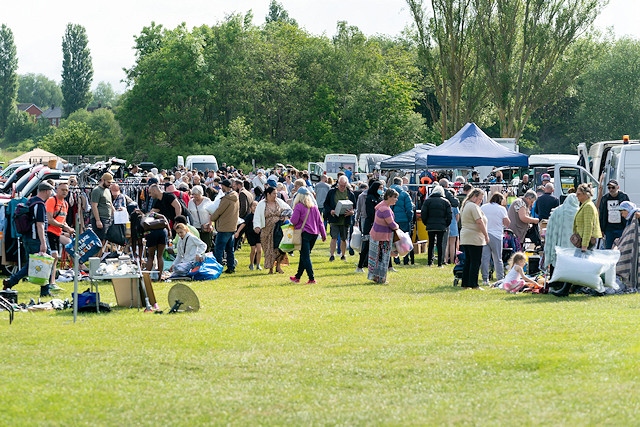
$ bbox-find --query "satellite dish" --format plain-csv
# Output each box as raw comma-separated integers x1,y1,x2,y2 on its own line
167,283,200,313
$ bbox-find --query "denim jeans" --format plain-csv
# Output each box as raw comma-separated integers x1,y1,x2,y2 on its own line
214,231,235,270
295,232,318,281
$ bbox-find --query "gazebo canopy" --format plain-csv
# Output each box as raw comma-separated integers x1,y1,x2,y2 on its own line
9,148,67,165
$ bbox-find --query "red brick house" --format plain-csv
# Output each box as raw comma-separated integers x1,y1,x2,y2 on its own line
17,103,44,120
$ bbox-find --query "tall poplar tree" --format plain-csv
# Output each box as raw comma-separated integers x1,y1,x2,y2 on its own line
0,24,18,137
61,23,93,116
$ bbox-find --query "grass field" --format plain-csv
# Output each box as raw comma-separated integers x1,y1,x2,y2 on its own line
2,241,640,426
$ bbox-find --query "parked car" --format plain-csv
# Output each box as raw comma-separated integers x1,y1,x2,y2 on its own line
0,164,33,194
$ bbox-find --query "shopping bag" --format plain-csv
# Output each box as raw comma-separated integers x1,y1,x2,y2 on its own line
28,253,55,285
188,256,223,281
350,227,362,253
65,229,102,263
394,229,414,257
279,222,295,252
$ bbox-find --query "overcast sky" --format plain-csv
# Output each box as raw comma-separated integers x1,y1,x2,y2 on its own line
4,0,639,94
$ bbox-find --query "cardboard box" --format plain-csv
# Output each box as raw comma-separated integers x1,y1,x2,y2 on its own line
335,200,353,216
111,277,142,308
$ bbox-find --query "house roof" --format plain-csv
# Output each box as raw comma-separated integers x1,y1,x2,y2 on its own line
41,106,63,119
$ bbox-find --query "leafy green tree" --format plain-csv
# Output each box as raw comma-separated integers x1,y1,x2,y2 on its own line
65,108,123,154
90,82,119,108
265,0,298,26
41,120,97,155
17,73,63,108
406,0,487,139
4,110,53,144
0,24,18,138
473,0,605,139
61,23,93,116
572,37,640,143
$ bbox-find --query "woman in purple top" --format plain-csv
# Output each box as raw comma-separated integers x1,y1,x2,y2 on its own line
289,187,327,284
368,188,399,284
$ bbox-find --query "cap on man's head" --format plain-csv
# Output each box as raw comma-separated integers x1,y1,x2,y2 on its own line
541,173,551,182
147,177,158,185
101,172,114,183
220,179,232,188
607,179,619,186
38,182,54,192
267,179,278,188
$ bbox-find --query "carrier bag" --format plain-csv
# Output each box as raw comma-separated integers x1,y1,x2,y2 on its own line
188,256,223,281
350,226,362,253
279,222,295,252
394,229,414,257
28,254,55,285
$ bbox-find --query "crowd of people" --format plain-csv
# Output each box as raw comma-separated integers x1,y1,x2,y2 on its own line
2,161,639,298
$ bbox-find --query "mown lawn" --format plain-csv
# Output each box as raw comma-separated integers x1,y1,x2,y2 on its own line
2,241,640,426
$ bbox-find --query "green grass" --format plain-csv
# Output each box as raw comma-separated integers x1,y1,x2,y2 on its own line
2,242,640,426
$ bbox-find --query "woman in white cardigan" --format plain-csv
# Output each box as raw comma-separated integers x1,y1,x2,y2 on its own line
170,223,208,276
253,186,292,273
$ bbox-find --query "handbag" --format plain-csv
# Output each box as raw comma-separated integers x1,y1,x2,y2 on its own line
570,232,596,249
292,208,311,251
142,215,166,231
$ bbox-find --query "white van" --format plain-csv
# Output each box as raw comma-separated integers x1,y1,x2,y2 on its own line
308,154,358,181
358,153,390,174
602,144,640,205
177,155,219,173
578,139,640,180
530,163,599,203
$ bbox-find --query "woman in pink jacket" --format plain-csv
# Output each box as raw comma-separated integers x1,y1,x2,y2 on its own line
368,188,400,284
289,187,326,284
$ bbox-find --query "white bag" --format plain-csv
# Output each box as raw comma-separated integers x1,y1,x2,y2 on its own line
28,253,55,285
350,227,362,253
113,209,129,225
394,229,413,257
549,247,620,292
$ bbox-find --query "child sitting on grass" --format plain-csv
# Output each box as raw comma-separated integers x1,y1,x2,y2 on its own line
502,252,538,293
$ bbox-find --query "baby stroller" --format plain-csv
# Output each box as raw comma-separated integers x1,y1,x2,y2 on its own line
503,228,521,263
453,250,465,286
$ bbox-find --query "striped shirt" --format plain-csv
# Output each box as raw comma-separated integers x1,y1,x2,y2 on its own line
370,201,399,242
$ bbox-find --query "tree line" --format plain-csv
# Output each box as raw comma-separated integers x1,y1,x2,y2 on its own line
1,0,639,171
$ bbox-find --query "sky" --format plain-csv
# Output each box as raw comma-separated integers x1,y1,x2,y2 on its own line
3,0,639,94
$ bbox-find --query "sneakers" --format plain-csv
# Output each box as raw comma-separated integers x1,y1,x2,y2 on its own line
224,269,235,274
329,255,335,262
289,276,300,283
348,247,355,256
340,256,346,261
249,264,254,270
355,267,364,273
389,267,398,272
306,280,317,285
482,280,490,286
49,283,64,291
256,264,262,270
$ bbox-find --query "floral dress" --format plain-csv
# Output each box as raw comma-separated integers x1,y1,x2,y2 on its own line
263,202,283,270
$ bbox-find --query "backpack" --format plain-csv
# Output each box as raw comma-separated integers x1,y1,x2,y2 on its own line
13,199,44,236
176,192,193,224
